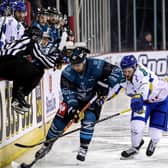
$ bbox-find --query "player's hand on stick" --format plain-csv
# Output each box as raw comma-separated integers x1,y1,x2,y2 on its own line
131,95,144,114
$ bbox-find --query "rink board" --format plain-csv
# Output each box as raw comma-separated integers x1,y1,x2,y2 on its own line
0,50,168,168
97,50,168,78
0,69,61,168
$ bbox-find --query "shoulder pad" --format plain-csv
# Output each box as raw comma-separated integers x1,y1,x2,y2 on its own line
62,65,76,82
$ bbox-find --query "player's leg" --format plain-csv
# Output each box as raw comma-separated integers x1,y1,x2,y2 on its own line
77,110,97,161
0,56,44,112
147,127,162,156
76,102,102,162
35,103,70,159
147,98,168,156
121,120,145,158
121,107,150,159
12,69,44,113
12,82,32,113
11,61,44,112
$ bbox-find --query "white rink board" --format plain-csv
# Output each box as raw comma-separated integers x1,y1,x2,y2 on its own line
0,69,61,148
96,51,168,77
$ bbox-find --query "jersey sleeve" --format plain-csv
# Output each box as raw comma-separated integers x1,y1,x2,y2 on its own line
107,84,123,100
58,31,68,51
61,73,79,108
33,43,59,68
4,18,14,43
100,61,125,88
0,17,7,48
132,66,151,100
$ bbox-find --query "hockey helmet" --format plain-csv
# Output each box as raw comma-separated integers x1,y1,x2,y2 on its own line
70,47,90,65
12,1,26,12
120,55,137,69
47,7,58,15
36,8,48,15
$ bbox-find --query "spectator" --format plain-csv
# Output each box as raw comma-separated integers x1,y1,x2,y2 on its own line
139,32,153,51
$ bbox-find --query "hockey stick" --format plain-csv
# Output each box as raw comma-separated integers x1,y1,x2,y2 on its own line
15,94,98,148
52,108,131,140
15,107,130,148
11,108,131,168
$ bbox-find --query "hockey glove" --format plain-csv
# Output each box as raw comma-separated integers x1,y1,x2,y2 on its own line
96,96,106,106
96,81,109,97
54,56,64,70
52,51,64,70
131,95,144,114
68,107,84,123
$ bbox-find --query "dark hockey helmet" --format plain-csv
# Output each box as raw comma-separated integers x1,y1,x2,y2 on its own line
70,47,90,65
36,8,48,15
47,7,58,15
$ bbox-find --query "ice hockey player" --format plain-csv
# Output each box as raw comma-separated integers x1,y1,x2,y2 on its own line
57,13,69,51
118,55,168,159
32,8,48,32
47,7,60,43
0,1,26,48
39,31,53,55
35,47,124,162
0,26,63,114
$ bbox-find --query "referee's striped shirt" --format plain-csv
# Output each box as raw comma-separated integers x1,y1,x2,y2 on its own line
0,36,58,69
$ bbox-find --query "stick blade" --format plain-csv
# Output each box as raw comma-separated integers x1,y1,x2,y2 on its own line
14,143,33,148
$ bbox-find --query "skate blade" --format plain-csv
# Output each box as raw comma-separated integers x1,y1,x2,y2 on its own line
75,160,85,166
11,161,21,168
12,107,28,115
120,155,134,160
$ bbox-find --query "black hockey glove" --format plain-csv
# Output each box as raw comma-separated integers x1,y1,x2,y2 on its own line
52,51,64,70
95,81,109,97
68,107,83,123
95,80,109,106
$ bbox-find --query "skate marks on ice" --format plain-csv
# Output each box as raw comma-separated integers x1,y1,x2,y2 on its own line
30,118,168,168
31,113,168,168
7,96,168,168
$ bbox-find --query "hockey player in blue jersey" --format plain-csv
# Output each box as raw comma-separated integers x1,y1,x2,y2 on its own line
47,7,60,44
39,31,53,55
32,8,48,32
35,47,124,162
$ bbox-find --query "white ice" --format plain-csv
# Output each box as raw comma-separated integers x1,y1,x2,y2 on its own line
5,92,168,168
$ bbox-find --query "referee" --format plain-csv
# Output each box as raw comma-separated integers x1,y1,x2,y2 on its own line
0,26,63,114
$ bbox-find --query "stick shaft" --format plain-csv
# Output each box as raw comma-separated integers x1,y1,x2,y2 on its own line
15,95,98,148
15,108,130,148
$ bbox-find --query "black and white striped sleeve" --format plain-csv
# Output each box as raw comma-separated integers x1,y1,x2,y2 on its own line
33,43,58,68
1,36,30,56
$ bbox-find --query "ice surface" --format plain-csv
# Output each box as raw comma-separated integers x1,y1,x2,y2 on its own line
6,92,168,168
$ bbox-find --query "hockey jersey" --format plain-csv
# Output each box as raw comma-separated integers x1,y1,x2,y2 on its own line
0,16,25,48
32,21,48,32
61,58,124,108
107,63,168,103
